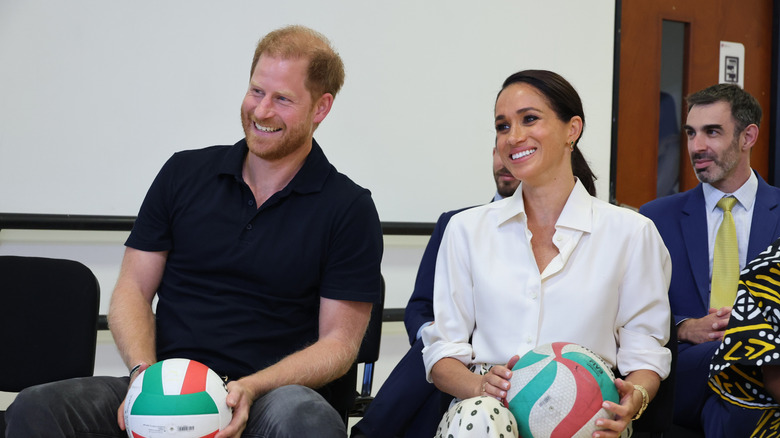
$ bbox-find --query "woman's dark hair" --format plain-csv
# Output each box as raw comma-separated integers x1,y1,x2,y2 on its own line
499,70,597,196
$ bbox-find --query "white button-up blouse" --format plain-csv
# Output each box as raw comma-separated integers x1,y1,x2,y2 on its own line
422,180,672,381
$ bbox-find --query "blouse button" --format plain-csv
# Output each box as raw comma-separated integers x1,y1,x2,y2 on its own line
248,200,254,206
246,224,253,230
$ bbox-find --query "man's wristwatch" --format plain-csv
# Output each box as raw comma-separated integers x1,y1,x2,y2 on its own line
129,364,143,379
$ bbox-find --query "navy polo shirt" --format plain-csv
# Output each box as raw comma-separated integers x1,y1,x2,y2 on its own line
126,138,383,381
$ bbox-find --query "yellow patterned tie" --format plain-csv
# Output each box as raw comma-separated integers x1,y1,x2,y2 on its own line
710,196,739,309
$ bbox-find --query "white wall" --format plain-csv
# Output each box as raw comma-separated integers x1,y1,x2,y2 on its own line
0,229,428,313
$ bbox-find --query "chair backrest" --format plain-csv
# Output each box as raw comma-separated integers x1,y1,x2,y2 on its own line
0,256,100,392
342,276,385,421
357,275,385,365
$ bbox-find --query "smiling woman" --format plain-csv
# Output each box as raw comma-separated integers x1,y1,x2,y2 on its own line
422,70,672,438
494,81,581,195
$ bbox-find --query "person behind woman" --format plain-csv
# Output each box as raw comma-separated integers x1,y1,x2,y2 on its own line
709,236,780,437
421,70,672,438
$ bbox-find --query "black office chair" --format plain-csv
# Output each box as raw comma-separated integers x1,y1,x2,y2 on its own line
347,276,386,420
0,256,100,433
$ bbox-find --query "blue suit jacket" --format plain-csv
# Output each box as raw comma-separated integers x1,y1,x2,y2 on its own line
639,172,780,324
404,207,473,345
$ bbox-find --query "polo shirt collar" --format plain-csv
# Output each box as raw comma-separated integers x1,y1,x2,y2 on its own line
217,139,249,179
217,138,332,195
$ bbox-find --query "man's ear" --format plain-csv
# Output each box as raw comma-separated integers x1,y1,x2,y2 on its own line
741,124,759,151
312,93,334,124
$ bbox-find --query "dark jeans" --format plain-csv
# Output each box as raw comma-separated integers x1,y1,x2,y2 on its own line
5,376,345,438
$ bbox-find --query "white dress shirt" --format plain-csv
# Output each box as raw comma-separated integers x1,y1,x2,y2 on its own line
702,171,758,278
422,180,672,381
414,191,508,342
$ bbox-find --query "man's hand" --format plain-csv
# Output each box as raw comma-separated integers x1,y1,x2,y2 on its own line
678,307,732,344
214,380,255,438
117,362,151,431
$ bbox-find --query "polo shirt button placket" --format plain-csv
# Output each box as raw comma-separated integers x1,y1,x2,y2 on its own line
245,199,255,232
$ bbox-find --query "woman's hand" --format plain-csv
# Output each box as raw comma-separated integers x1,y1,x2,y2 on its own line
592,378,641,438
480,355,519,400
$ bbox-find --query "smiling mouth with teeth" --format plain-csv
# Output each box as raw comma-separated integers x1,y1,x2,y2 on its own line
254,122,282,133
511,148,537,160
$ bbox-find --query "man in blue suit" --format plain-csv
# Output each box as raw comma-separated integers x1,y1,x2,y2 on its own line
350,148,520,438
640,84,780,437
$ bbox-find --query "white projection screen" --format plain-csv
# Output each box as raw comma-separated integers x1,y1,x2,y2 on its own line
0,1,615,223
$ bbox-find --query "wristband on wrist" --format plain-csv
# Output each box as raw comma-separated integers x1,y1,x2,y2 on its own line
129,363,143,379
632,384,649,420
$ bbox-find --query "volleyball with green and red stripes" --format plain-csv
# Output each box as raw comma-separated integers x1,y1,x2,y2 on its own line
124,359,232,438
506,342,620,438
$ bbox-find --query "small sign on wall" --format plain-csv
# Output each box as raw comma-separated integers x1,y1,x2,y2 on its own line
719,41,745,88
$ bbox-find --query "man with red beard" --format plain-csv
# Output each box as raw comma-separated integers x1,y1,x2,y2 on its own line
640,84,780,437
5,25,382,438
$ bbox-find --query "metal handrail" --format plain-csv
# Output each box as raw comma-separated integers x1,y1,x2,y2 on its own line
0,212,430,327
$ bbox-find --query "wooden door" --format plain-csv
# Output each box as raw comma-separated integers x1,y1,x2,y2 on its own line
614,0,773,208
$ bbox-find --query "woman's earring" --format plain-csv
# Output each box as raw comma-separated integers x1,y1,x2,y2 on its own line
569,141,574,151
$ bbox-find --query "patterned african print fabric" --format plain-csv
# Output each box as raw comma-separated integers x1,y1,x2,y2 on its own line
709,238,780,437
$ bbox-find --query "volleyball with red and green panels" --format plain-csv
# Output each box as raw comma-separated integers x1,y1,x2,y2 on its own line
506,342,620,438
124,359,232,438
